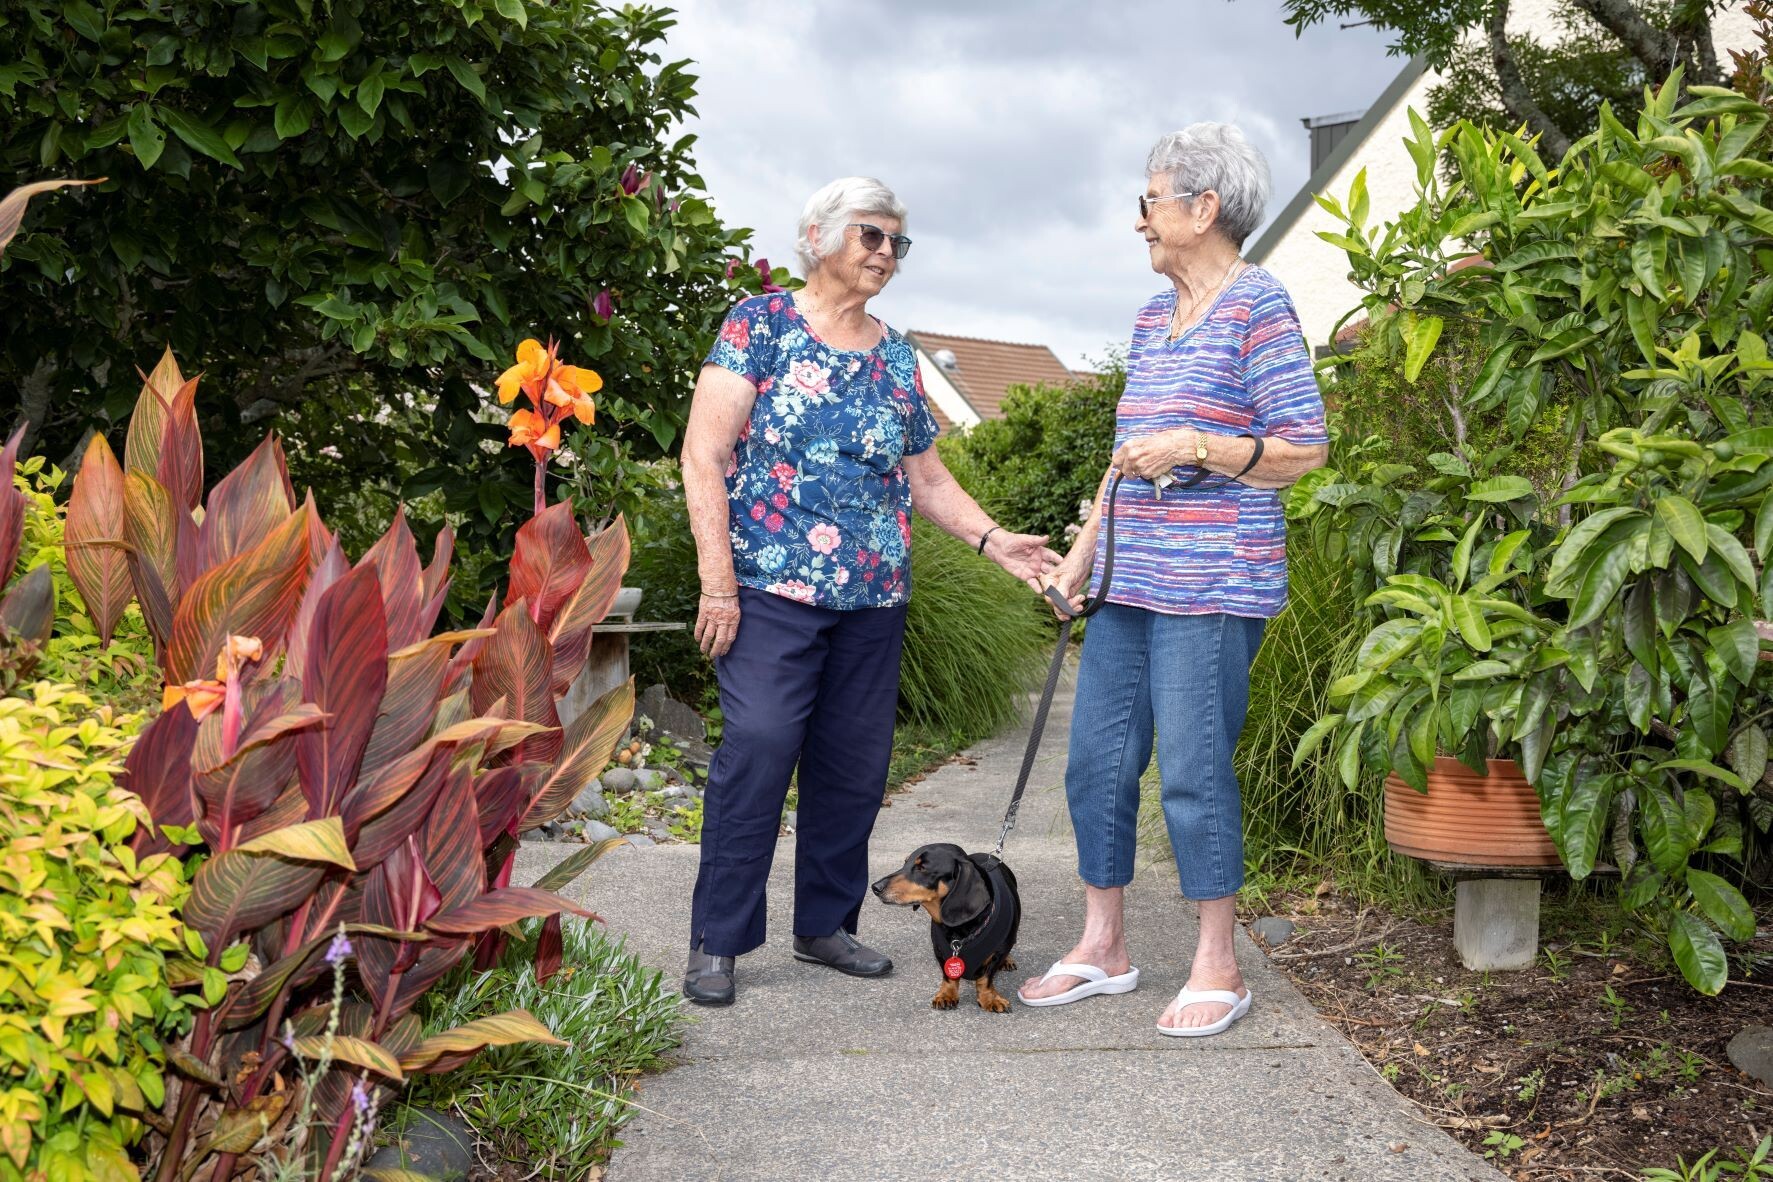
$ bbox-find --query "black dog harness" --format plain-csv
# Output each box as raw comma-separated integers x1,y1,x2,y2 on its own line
932,853,1018,979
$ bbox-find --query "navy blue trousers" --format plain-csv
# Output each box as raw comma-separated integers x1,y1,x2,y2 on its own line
689,587,908,958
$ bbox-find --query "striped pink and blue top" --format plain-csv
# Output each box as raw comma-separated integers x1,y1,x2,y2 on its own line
1096,267,1327,619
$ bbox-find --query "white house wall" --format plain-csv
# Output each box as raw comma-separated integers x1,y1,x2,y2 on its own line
913,351,983,430
1256,2,1760,350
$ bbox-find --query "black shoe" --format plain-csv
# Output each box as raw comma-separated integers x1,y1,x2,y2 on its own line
792,930,893,978
682,947,735,1006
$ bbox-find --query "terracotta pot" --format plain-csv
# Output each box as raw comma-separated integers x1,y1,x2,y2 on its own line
1383,756,1562,867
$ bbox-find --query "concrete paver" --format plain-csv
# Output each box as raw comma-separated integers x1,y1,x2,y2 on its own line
518,683,1505,1182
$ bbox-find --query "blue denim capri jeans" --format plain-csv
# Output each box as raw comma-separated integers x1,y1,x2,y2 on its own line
1064,603,1266,900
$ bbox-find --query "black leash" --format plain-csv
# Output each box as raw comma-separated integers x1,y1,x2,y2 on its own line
988,436,1265,860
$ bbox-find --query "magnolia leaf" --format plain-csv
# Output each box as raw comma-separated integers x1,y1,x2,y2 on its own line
1655,495,1708,564
233,817,357,869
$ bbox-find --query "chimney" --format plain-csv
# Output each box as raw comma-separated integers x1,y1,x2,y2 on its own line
1302,109,1367,173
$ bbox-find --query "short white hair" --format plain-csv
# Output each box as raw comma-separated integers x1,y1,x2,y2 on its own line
796,177,908,274
1145,123,1272,248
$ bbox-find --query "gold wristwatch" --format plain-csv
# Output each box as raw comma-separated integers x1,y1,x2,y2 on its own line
1194,430,1209,464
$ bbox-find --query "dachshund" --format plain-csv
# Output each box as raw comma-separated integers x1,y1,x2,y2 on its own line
871,843,1021,1012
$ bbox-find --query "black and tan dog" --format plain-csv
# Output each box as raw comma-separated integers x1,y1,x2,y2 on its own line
871,843,1021,1012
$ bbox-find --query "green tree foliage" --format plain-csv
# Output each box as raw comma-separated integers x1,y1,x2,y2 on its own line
938,362,1124,546
0,0,753,605
1277,0,1729,155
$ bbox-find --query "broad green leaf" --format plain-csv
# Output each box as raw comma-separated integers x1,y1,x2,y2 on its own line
1687,870,1755,942
446,58,487,103
1557,770,1609,879
1449,595,1492,651
161,109,243,169
127,103,165,169
1451,515,1482,590
1656,495,1708,563
1640,783,1693,874
1654,758,1747,792
1707,617,1759,685
1705,525,1756,591
1730,723,1769,787
1565,545,1632,630
1668,911,1728,995
1403,314,1443,384
1465,476,1535,503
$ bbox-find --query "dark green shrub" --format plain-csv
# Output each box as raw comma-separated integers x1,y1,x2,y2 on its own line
939,360,1123,544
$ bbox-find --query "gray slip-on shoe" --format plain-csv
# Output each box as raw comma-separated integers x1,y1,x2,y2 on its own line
792,930,893,978
682,946,736,1006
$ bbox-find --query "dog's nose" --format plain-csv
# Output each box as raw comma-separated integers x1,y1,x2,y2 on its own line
869,875,890,898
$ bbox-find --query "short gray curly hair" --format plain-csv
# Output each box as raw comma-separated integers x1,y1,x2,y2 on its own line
796,177,908,274
1145,123,1272,248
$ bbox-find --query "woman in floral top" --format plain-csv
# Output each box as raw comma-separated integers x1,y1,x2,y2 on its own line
678,176,1059,1006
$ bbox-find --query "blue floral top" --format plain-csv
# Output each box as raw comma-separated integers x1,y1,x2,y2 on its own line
704,293,941,610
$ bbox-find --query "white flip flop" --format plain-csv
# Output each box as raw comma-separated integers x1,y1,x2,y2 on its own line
1018,962,1141,1007
1156,987,1251,1037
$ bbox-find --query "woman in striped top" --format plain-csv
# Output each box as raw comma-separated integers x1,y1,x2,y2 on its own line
1017,124,1328,1037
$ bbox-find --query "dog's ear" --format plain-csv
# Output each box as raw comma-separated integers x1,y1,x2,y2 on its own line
941,856,991,926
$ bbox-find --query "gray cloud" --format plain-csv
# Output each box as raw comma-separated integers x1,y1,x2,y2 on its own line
665,0,1400,365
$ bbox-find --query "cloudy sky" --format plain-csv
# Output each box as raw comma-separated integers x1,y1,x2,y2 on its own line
661,0,1402,368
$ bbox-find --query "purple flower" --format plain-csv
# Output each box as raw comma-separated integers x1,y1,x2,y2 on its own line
619,163,642,196
351,1081,372,1116
325,933,353,965
756,259,785,294
725,258,743,280
592,288,615,320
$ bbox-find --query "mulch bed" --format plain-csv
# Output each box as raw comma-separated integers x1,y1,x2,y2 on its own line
1253,884,1773,1180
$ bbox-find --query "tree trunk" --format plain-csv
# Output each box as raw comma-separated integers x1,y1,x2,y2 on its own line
1489,0,1575,160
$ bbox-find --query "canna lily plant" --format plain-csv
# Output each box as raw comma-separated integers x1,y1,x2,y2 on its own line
498,337,601,515
35,344,636,1182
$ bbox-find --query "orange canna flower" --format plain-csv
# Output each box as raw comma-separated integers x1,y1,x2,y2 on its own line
497,338,551,405
164,680,226,721
509,408,560,451
216,634,264,681
542,364,601,424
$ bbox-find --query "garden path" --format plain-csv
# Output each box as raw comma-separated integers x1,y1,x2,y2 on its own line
516,679,1507,1182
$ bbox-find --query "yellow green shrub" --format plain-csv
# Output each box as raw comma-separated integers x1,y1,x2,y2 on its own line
0,683,193,1182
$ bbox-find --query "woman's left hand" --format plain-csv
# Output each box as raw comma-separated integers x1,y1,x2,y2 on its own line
1112,430,1191,481
985,531,1064,583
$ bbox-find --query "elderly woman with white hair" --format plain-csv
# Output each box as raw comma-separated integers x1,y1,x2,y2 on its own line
1017,125,1328,1034
678,176,1060,1006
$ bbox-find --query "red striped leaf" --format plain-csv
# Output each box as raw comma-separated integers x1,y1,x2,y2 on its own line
534,913,564,985
521,678,632,832
296,565,389,818
347,748,449,870
197,434,296,577
509,499,591,632
359,639,450,781
123,349,180,477
444,591,499,694
122,470,181,653
399,1010,565,1074
421,524,454,606
194,681,323,845
0,177,104,259
548,514,629,695
65,433,133,645
169,502,312,684
471,601,562,765
231,782,309,846
282,538,347,684
219,922,425,1031
474,763,545,845
156,375,204,512
424,887,591,936
0,425,26,585
124,705,199,856
361,507,426,649
185,848,325,949
0,565,54,644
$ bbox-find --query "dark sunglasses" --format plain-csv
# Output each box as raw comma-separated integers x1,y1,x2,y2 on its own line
1138,191,1199,218
848,222,912,259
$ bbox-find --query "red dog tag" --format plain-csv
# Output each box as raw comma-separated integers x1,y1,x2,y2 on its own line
943,955,966,980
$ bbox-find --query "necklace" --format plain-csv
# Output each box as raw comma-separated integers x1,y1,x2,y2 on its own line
1169,255,1244,340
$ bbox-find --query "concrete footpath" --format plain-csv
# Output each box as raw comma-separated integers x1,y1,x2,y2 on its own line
514,681,1506,1182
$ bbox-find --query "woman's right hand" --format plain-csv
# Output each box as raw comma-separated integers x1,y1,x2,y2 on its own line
1036,557,1091,619
695,592,742,658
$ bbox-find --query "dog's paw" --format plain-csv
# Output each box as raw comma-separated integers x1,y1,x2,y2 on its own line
931,982,960,1010
999,955,1017,973
977,989,1011,1014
